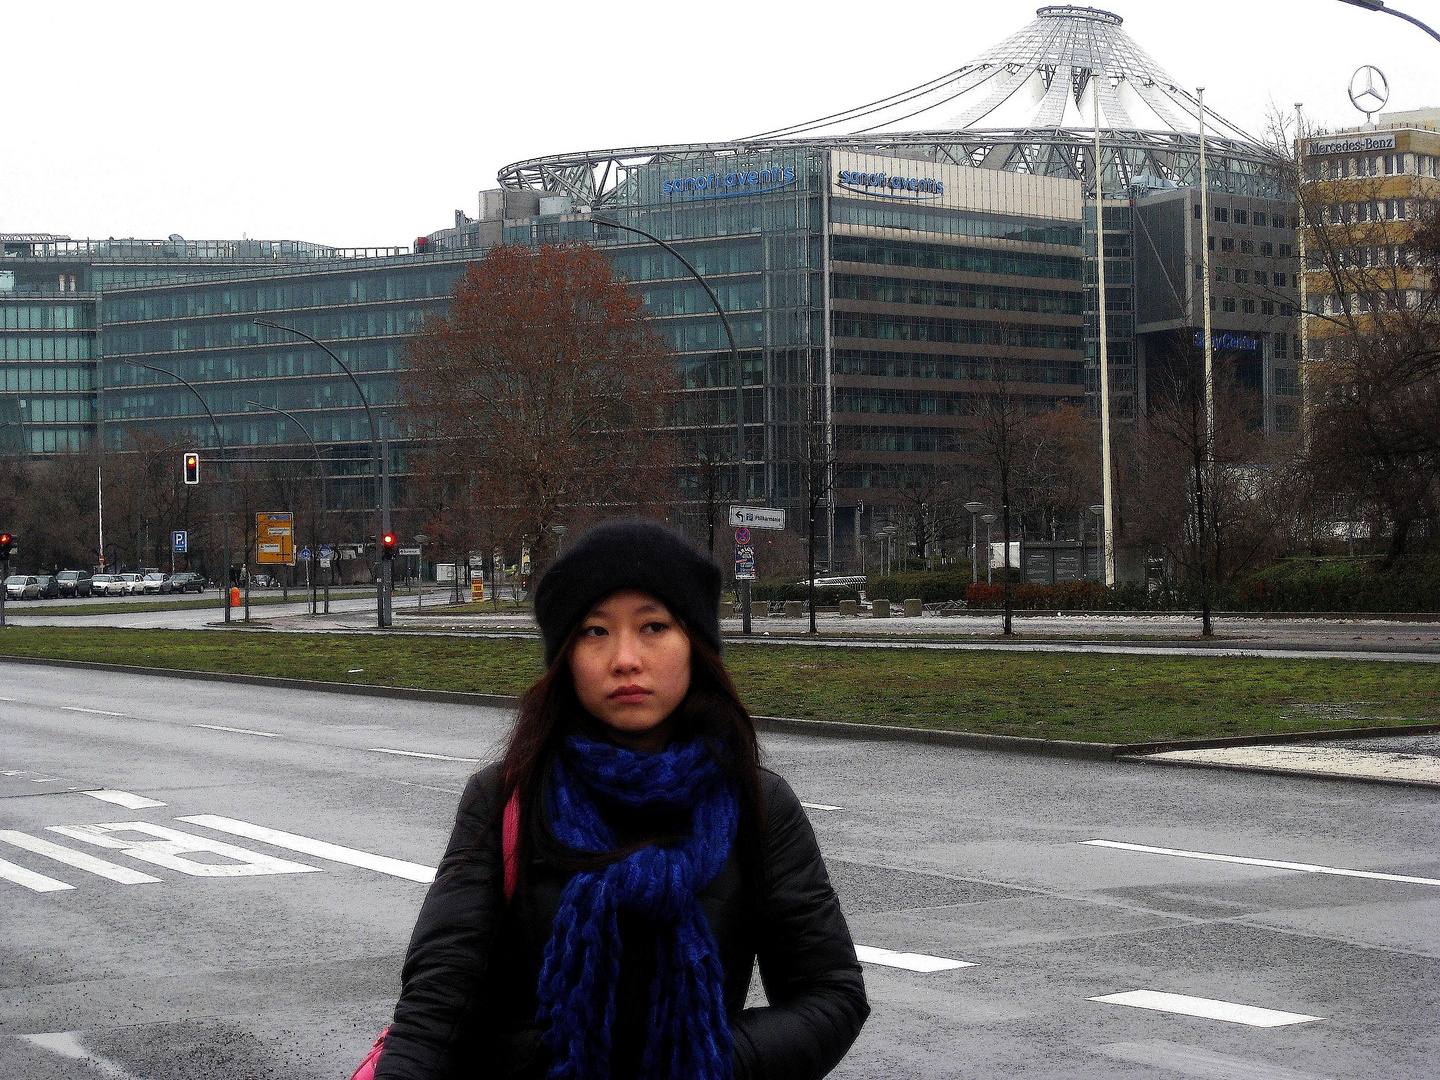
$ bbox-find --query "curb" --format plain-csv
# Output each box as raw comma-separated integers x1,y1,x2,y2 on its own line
7,653,1435,768
1119,754,1440,791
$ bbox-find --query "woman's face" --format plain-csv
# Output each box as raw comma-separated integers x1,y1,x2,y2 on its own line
569,589,692,752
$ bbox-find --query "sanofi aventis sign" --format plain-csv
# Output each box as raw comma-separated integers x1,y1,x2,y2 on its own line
663,164,797,198
837,169,945,200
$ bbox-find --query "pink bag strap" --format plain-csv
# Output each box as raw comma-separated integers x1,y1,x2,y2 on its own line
348,1025,389,1080
502,789,520,903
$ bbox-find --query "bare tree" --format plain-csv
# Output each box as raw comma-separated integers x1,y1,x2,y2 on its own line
403,244,678,574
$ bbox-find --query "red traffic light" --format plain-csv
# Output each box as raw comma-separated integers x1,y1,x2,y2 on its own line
381,532,397,558
0,532,12,561
183,451,200,485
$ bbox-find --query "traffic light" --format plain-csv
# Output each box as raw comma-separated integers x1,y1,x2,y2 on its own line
183,451,200,485
380,532,397,559
0,533,11,560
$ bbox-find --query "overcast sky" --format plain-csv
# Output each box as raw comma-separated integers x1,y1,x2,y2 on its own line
4,0,1436,248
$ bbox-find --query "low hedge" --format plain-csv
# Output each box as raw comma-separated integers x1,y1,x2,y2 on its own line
1223,556,1440,612
964,581,1157,610
747,579,860,604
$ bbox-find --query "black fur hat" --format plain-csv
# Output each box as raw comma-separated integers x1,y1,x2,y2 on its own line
534,519,722,666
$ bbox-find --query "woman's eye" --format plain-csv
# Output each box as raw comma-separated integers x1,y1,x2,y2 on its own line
581,625,607,637
642,621,671,634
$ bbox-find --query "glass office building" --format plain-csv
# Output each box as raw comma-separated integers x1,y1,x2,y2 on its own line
499,147,1086,556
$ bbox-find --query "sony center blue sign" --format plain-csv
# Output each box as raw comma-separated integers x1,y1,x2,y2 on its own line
663,164,797,199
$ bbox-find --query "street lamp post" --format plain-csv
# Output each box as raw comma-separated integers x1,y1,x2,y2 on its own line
981,513,997,585
121,360,232,624
414,533,429,609
883,524,897,577
552,523,568,555
589,215,756,636
1088,504,1105,582
1338,0,1440,44
254,319,391,628
964,501,984,583
245,400,327,615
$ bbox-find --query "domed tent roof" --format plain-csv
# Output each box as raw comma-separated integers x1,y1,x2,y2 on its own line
748,6,1251,142
499,6,1281,208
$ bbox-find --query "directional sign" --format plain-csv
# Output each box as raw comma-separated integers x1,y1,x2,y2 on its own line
172,530,187,554
298,547,312,561
256,512,294,565
729,506,785,530
734,527,751,545
398,547,421,557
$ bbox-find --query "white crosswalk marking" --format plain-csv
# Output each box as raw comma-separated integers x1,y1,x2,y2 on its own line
0,855,74,892
84,789,167,810
47,821,322,878
179,814,437,883
0,830,161,884
854,945,973,972
1090,990,1323,1027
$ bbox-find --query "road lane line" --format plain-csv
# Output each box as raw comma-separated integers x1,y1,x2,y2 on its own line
192,723,281,738
179,814,437,883
1090,990,1322,1027
854,945,973,972
0,831,161,884
1082,839,1440,887
0,855,74,892
20,1032,148,1080
367,747,483,763
48,822,321,877
83,789,167,809
62,707,128,717
801,802,844,812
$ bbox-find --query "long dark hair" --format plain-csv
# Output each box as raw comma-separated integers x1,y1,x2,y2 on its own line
492,613,764,896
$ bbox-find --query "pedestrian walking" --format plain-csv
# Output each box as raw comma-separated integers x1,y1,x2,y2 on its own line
372,519,868,1080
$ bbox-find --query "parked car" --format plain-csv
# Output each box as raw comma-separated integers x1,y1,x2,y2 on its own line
169,572,206,593
142,572,172,594
5,574,40,600
90,574,120,596
249,573,275,589
55,570,93,597
117,573,145,595
34,575,61,599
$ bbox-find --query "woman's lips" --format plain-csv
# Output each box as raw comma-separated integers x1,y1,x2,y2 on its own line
609,684,651,704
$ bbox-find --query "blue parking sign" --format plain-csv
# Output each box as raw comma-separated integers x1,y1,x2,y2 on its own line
172,530,187,553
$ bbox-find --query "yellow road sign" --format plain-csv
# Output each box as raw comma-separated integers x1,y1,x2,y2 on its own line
256,512,294,565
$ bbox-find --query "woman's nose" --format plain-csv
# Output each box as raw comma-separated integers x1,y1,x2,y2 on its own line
609,631,643,671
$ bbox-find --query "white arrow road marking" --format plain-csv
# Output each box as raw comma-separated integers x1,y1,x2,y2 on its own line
1082,839,1440,887
83,789,167,809
854,945,973,972
47,821,321,877
801,802,844,812
19,1032,146,1080
1090,990,1323,1027
0,830,161,884
179,814,437,883
367,747,484,763
0,856,74,892
192,723,280,738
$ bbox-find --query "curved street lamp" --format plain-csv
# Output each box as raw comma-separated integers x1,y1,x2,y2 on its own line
253,319,392,628
1338,0,1440,45
588,215,758,637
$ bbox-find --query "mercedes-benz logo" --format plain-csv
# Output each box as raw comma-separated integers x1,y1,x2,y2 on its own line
1348,65,1390,122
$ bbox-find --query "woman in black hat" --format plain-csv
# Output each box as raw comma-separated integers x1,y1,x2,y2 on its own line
373,519,868,1080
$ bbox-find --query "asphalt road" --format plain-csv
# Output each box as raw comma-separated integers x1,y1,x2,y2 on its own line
2,662,1438,1079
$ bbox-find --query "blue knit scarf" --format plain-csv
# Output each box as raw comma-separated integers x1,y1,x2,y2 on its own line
535,735,738,1080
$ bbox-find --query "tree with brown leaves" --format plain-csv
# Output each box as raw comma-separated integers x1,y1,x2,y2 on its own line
403,244,677,570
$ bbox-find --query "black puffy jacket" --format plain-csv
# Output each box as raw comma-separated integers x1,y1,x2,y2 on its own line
375,761,868,1080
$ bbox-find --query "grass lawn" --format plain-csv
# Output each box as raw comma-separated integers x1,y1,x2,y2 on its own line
0,627,1436,745
19,590,373,617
